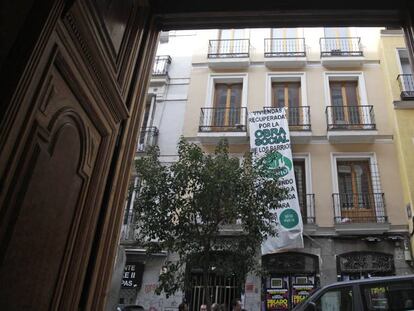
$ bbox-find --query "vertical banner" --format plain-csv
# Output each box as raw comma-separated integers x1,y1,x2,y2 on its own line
248,107,303,254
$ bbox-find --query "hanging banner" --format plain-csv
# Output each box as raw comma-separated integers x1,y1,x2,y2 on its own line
248,107,303,254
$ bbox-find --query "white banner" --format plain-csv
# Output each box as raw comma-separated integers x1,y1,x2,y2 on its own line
248,107,303,254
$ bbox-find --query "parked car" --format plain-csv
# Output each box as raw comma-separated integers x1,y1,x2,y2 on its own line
293,275,414,311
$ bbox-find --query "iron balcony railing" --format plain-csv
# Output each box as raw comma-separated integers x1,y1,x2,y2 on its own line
301,194,315,224
263,106,311,131
199,107,247,132
264,38,306,57
207,39,250,58
152,55,171,76
120,210,136,241
325,105,375,130
137,126,159,152
397,74,414,100
320,37,363,57
333,192,387,224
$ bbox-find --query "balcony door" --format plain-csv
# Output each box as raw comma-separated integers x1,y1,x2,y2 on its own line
337,160,376,222
271,28,300,55
217,29,245,56
324,27,351,53
272,82,301,127
213,83,242,130
138,95,156,152
293,159,307,222
329,81,362,127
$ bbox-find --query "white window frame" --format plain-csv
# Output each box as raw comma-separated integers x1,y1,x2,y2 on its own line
324,72,372,127
293,153,313,220
330,152,384,221
204,73,248,129
395,48,413,93
266,72,308,125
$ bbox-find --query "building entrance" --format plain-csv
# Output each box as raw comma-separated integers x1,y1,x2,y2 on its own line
262,253,319,311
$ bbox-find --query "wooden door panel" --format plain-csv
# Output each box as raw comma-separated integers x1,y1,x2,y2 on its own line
0,0,155,308
0,38,118,309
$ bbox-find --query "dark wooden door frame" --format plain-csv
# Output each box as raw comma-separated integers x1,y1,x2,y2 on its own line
1,1,414,310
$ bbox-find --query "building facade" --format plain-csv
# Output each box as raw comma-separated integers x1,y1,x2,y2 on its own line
117,28,414,311
379,28,414,261
115,30,195,311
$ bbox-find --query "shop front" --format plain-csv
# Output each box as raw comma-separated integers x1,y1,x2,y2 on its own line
262,252,319,311
337,251,395,281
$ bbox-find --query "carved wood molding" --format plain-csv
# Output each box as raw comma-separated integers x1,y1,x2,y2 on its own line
83,14,159,311
63,5,128,122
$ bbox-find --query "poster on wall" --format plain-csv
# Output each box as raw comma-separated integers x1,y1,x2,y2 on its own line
266,289,289,311
121,262,144,288
292,284,315,307
248,107,304,253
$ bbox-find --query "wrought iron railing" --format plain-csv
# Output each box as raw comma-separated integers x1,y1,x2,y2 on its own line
120,209,136,241
320,37,363,57
397,74,414,100
264,38,306,57
199,107,247,132
333,192,387,223
153,55,171,76
264,106,311,131
325,105,375,130
301,194,315,224
208,39,250,58
137,127,158,152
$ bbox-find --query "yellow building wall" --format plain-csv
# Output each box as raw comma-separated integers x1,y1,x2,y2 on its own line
379,33,414,252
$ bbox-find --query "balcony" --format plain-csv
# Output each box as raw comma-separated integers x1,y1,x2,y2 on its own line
263,106,312,143
151,55,171,85
397,74,414,100
198,107,248,143
325,105,377,143
136,127,158,153
207,39,250,69
333,192,389,234
264,38,307,68
120,210,137,242
320,37,364,67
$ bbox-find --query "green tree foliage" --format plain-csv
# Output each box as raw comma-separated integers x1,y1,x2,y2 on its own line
134,138,286,306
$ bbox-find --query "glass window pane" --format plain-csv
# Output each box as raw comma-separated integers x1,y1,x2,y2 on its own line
315,287,353,311
362,281,414,311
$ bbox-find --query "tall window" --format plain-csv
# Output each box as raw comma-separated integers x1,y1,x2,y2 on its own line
293,159,307,220
270,28,302,55
337,160,375,220
213,83,242,129
324,27,351,52
329,81,361,126
272,82,301,126
216,29,246,56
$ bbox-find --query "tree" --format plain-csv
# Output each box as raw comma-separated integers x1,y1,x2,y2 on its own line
134,138,286,309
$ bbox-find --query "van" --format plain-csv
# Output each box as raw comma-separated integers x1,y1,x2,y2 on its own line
292,275,414,311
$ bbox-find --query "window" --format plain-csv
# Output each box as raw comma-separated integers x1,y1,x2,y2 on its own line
337,160,376,220
323,28,351,54
329,81,361,126
212,83,242,130
200,74,247,133
314,287,353,311
294,159,307,220
215,29,247,57
362,281,414,311
272,82,302,127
